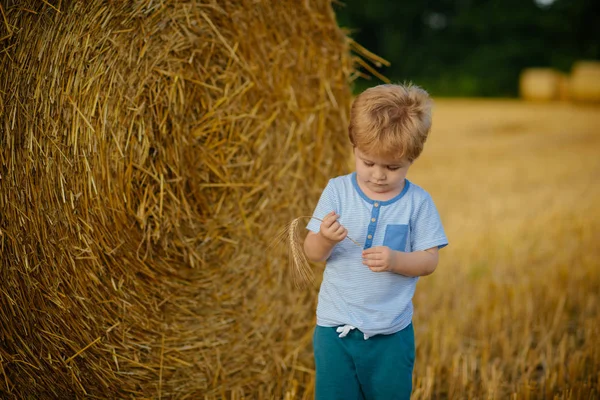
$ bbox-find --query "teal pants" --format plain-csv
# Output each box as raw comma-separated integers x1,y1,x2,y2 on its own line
313,323,415,400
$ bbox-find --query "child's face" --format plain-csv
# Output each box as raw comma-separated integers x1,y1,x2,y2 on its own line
354,148,412,198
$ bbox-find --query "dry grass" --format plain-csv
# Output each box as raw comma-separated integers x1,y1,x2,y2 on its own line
404,99,600,399
272,216,316,289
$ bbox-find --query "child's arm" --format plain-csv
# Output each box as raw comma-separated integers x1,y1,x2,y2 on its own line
362,246,439,276
304,211,347,262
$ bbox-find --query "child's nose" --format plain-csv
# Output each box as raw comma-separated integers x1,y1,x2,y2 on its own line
373,167,386,180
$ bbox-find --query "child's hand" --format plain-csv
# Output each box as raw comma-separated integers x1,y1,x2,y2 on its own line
319,211,348,244
362,246,397,272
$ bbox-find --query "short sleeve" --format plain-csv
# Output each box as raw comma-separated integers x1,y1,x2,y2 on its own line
306,179,339,233
410,193,448,251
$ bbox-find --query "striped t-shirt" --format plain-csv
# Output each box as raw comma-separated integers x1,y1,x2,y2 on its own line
306,172,448,338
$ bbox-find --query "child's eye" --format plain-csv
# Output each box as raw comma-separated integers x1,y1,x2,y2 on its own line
364,162,374,167
388,166,400,171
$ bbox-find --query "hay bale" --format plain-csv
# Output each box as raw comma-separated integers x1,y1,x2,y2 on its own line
519,68,562,101
557,72,570,101
569,60,600,102
0,1,373,397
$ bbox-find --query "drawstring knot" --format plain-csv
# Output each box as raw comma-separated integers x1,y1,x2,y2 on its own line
336,324,370,340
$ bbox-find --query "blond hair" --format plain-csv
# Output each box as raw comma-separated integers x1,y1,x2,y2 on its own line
348,83,433,162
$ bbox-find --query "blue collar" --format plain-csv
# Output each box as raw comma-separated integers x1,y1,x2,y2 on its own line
351,172,411,206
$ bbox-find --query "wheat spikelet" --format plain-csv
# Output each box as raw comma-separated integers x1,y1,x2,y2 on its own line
288,218,314,287
271,216,361,288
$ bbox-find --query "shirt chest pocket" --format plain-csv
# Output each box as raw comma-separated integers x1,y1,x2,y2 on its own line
383,224,409,252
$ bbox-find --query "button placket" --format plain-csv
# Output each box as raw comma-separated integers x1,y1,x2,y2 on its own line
364,202,381,249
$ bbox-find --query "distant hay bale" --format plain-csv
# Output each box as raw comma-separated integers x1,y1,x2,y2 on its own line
569,61,600,102
0,0,376,398
557,72,570,101
519,68,562,101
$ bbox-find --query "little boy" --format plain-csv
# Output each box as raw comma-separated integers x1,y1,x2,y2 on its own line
304,83,448,399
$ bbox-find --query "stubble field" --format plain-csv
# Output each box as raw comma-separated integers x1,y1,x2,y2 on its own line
402,99,600,399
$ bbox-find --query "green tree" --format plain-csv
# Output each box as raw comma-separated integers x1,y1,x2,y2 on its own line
335,0,600,96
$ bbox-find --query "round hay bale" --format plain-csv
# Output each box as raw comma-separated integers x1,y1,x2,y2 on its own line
569,60,600,102
519,68,561,101
557,72,570,101
0,1,368,397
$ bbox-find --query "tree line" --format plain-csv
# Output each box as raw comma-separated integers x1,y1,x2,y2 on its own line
334,0,600,96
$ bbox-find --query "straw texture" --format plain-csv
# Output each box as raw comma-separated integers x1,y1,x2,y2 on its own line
0,1,377,397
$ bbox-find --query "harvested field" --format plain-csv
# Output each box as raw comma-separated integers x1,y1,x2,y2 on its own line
404,99,600,399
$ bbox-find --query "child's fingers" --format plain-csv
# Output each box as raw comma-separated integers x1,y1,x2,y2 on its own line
362,248,378,256
363,259,386,272
333,224,344,234
362,253,382,261
363,258,378,266
362,246,384,255
322,211,338,227
362,258,381,269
